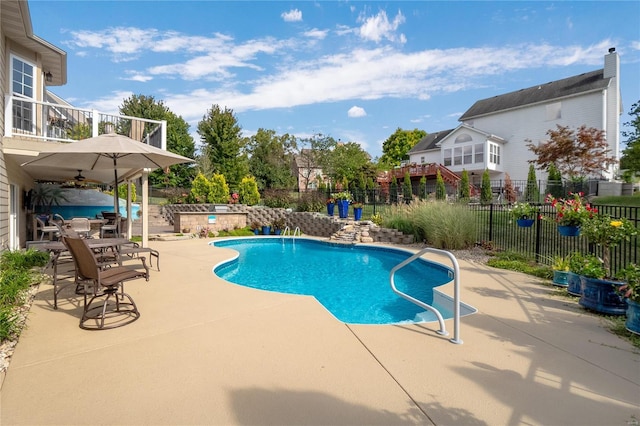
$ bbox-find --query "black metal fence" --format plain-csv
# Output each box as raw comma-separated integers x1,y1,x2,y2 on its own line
470,203,640,274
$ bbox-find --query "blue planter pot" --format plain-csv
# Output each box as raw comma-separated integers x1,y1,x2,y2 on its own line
337,200,349,218
579,276,626,315
517,218,535,228
567,271,582,296
354,207,363,221
553,270,569,287
327,203,335,216
625,299,640,335
274,229,282,235
261,226,271,235
253,229,260,235
558,225,580,237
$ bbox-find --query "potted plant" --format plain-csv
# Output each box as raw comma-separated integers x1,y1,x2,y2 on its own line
272,218,286,235
616,264,640,334
250,221,261,235
332,191,352,218
567,252,587,296
510,202,538,227
581,213,637,278
352,202,364,221
577,253,627,315
326,197,335,216
261,222,271,236
551,255,570,287
544,192,595,236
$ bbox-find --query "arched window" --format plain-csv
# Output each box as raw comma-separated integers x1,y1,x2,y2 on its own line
455,134,472,143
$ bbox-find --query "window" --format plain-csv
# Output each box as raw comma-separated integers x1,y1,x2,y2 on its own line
546,102,561,120
489,143,500,165
11,55,35,132
420,156,425,164
474,143,484,163
463,145,473,164
454,147,462,165
443,149,452,166
455,134,472,143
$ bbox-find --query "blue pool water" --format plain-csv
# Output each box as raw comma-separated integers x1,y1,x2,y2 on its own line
213,238,462,325
50,204,140,220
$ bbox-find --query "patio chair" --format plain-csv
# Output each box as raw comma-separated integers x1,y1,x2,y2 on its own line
100,212,120,238
69,218,91,238
35,214,65,240
63,235,149,330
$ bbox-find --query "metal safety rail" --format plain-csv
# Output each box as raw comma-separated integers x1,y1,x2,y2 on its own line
282,226,301,238
389,247,463,344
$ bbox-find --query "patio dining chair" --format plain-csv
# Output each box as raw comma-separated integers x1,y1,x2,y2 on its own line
35,214,65,240
100,212,120,238
63,236,149,330
69,218,91,238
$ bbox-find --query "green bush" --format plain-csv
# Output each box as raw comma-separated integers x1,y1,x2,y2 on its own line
297,192,325,212
0,249,48,342
262,189,293,208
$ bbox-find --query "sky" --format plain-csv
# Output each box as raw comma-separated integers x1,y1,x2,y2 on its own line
28,1,640,160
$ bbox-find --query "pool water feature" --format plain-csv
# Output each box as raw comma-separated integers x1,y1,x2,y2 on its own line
213,238,476,325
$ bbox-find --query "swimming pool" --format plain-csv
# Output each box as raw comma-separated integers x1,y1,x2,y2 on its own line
212,238,475,325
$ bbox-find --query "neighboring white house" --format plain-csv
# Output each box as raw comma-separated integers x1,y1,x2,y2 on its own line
408,48,621,185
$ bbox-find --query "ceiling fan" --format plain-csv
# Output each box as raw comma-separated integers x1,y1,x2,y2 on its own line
74,170,86,182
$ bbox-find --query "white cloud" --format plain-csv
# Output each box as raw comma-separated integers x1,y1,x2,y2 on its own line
304,28,328,40
124,73,153,82
80,90,133,114
348,106,367,118
631,41,640,51
357,10,406,43
282,9,302,22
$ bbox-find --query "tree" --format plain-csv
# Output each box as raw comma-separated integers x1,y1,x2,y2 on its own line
526,124,616,181
459,169,470,200
390,175,398,204
524,164,540,202
435,170,446,200
503,173,516,203
197,104,249,190
247,129,296,190
209,173,230,203
546,163,563,198
619,101,640,176
238,176,261,205
379,128,426,167
403,172,413,203
419,175,427,199
119,94,195,188
480,169,492,205
190,173,212,203
325,142,373,188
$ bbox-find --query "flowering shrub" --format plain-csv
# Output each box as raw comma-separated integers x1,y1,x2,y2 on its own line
510,202,538,220
581,213,637,277
545,192,596,227
616,264,640,303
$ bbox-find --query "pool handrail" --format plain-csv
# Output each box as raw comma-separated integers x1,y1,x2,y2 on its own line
282,226,301,239
389,247,463,344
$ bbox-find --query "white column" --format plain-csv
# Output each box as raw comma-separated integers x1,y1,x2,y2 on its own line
142,169,149,247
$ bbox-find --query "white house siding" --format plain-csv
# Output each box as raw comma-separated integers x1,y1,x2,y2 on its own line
0,16,8,249
461,91,606,182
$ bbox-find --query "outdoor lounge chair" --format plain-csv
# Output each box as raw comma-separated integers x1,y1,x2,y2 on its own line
63,236,149,330
35,214,65,240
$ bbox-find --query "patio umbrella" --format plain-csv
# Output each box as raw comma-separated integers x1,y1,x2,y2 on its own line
22,133,194,212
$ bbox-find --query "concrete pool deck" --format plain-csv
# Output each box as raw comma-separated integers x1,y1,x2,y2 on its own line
1,238,639,425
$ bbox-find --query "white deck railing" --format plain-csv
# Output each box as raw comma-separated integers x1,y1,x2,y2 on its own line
4,94,166,149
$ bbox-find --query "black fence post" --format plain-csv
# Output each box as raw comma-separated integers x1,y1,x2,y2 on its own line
534,211,542,262
488,203,494,242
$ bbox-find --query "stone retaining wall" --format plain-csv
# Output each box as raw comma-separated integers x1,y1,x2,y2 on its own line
163,204,413,243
